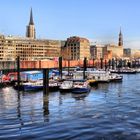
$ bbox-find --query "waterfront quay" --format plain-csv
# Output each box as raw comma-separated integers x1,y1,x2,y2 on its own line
0,56,139,88
0,57,139,86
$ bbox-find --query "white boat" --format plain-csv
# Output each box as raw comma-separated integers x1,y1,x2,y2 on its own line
14,79,60,91
59,80,73,92
73,70,110,83
49,80,60,91
14,80,43,91
71,80,90,94
110,68,136,74
109,73,123,82
135,68,140,73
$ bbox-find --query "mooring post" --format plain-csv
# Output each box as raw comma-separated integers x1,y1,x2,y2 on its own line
59,57,62,79
112,58,115,70
115,58,118,69
93,58,95,69
17,56,20,91
68,59,70,76
120,59,123,68
43,94,49,118
43,69,49,95
134,60,136,68
83,57,87,79
100,58,103,69
124,59,126,68
108,59,111,69
127,61,131,68
105,59,107,71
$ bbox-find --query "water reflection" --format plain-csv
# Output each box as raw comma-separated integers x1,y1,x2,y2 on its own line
0,74,140,139
71,92,89,101
43,94,49,122
17,93,24,128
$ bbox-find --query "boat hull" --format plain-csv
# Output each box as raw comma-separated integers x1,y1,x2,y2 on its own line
110,77,123,82
49,86,59,92
14,85,60,92
111,71,136,74
59,88,72,93
23,85,43,91
72,87,90,94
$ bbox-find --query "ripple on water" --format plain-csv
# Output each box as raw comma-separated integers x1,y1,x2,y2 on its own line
0,74,140,139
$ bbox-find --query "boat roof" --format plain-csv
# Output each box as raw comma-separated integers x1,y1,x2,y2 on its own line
73,79,87,82
63,79,86,82
75,70,109,74
21,71,42,74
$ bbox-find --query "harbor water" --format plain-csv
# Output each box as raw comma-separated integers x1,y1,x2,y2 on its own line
0,74,140,140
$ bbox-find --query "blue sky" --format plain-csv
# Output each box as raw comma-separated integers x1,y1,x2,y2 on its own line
0,0,140,49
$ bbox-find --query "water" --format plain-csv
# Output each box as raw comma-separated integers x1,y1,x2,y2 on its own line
0,74,140,140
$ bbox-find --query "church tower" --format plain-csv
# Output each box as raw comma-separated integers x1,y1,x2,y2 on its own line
26,8,36,39
118,28,123,47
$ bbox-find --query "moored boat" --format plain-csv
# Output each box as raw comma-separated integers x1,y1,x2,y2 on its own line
14,80,43,91
110,68,136,74
87,78,98,86
71,80,90,94
14,79,60,91
49,80,60,91
109,73,123,82
59,80,73,92
73,70,110,83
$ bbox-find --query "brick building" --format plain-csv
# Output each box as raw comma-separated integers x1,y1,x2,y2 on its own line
62,36,90,60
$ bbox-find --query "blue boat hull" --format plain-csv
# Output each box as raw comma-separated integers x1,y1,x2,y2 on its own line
23,85,43,91
14,84,59,92
72,87,90,94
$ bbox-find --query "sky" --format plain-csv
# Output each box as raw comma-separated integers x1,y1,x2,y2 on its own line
0,0,140,49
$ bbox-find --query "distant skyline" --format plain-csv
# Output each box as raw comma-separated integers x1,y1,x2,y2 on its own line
0,0,140,49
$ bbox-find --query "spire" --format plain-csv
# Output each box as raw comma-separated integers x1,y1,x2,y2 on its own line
119,27,122,36
29,8,34,25
118,27,123,46
26,8,36,39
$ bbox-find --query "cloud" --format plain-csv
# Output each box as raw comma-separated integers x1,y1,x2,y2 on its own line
125,40,140,49
89,37,140,50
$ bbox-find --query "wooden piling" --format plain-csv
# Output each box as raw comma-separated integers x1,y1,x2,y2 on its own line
43,69,49,95
59,57,62,79
124,59,126,68
115,58,118,69
68,59,70,76
105,59,107,71
108,59,111,69
43,94,49,117
83,57,87,79
93,58,95,68
120,59,123,68
112,58,115,70
17,56,20,91
100,58,103,69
